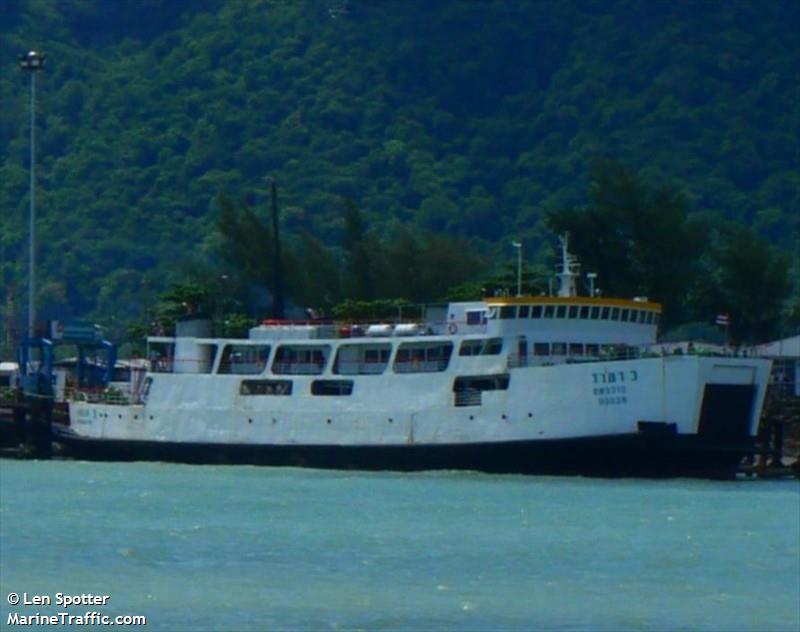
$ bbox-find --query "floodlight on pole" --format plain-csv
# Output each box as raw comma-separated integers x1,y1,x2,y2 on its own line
19,50,46,339
511,241,522,297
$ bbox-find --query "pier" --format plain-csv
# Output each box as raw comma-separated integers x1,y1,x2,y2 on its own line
0,389,56,459
739,384,800,479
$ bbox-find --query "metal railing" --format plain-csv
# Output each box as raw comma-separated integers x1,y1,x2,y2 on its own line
454,391,482,407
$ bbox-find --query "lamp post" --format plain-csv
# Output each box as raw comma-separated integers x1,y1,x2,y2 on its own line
511,241,522,297
586,272,598,297
19,50,46,339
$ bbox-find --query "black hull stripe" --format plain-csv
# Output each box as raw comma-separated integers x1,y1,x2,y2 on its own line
54,434,752,479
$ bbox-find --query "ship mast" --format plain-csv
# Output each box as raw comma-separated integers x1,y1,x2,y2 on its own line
556,233,580,297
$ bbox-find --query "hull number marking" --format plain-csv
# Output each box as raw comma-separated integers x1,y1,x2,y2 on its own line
591,368,639,406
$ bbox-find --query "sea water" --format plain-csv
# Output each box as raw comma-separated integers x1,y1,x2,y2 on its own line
0,460,798,632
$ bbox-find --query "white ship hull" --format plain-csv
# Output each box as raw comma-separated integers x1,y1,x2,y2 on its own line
58,354,770,478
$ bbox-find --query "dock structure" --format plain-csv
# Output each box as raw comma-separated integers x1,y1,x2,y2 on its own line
0,388,57,458
739,383,800,478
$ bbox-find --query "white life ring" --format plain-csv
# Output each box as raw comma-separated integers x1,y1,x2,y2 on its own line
448,322,458,335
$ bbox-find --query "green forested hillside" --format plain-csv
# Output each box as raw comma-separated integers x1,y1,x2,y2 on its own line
0,0,798,344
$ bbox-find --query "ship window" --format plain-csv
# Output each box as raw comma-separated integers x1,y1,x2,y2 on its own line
240,379,292,395
499,306,516,319
531,305,542,318
466,310,487,326
543,305,555,318
653,313,661,326
568,305,579,319
219,344,270,375
569,343,584,355
620,309,630,322
272,345,330,375
460,340,482,356
552,342,567,355
518,305,530,318
453,374,510,392
485,338,503,354
556,305,567,318
533,343,550,356
645,312,654,324
453,374,510,406
586,344,600,357
610,307,620,320
459,337,503,356
590,306,600,320
148,340,176,373
601,306,610,320
311,379,354,396
394,342,453,373
579,305,590,319
333,343,390,375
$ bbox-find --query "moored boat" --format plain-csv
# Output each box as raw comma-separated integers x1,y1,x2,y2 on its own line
56,237,771,478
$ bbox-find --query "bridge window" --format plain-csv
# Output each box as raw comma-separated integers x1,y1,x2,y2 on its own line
586,344,600,357
552,342,567,355
621,309,630,322
601,306,610,320
531,305,542,318
499,306,516,319
556,305,567,318
568,305,579,319
611,307,620,320
569,343,584,355
544,305,555,318
518,305,530,318
580,305,590,319
466,310,487,326
590,306,601,319
534,343,550,356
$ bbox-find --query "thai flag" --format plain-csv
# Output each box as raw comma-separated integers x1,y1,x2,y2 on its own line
715,314,730,326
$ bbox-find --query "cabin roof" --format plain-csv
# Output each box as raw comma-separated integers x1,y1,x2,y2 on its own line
483,296,662,312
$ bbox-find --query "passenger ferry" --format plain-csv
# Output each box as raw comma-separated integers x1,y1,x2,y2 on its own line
56,238,771,477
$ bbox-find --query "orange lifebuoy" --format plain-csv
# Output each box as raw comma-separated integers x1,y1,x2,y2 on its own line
448,322,458,335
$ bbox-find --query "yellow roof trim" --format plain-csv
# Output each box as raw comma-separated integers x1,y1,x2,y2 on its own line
484,296,663,312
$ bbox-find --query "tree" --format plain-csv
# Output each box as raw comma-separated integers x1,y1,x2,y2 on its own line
216,193,274,287
547,160,705,327
703,223,789,343
341,198,374,300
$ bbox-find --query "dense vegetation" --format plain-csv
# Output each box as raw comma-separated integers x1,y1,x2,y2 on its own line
0,0,798,351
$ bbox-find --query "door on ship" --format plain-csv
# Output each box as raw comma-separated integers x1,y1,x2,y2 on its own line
518,337,528,367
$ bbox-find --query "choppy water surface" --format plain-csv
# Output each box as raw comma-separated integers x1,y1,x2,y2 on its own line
1,459,798,631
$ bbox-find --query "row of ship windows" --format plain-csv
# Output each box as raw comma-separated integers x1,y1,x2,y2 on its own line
239,373,510,399
488,304,659,325
150,338,504,377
